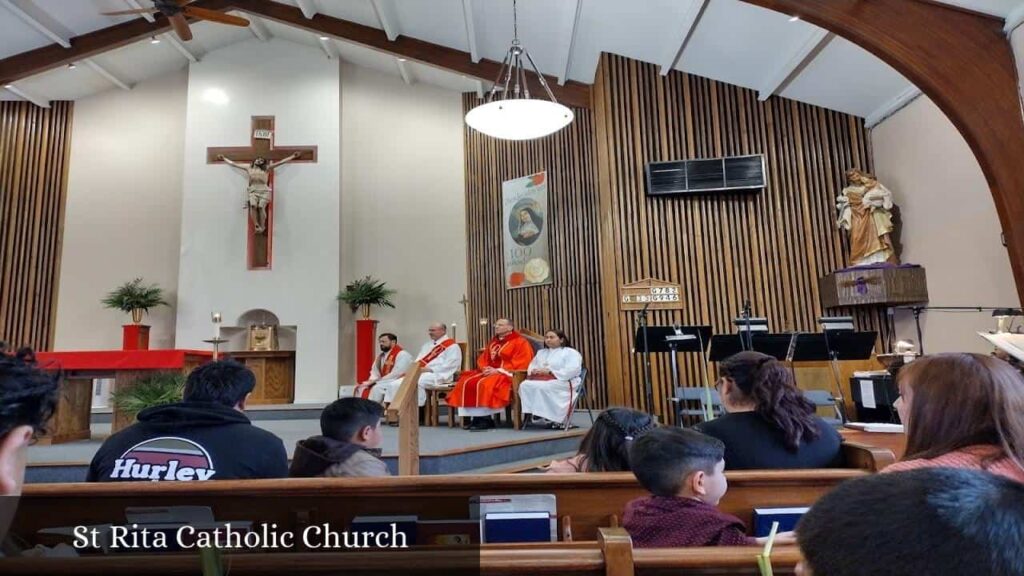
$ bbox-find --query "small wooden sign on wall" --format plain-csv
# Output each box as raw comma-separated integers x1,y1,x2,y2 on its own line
620,278,684,310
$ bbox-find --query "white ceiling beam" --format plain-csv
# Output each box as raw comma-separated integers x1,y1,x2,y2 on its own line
658,0,709,75
164,33,201,63
461,0,480,63
371,0,400,41
3,83,49,108
757,29,833,101
1005,3,1024,34
1,0,72,48
557,0,582,86
864,86,922,129
295,0,317,20
124,0,155,23
83,58,132,91
317,36,338,59
248,15,272,41
395,58,413,84
475,79,485,99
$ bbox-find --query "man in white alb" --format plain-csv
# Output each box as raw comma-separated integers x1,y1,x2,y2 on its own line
338,333,412,401
376,323,462,407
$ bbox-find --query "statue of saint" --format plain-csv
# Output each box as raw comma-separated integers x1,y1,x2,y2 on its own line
837,169,900,266
218,153,300,234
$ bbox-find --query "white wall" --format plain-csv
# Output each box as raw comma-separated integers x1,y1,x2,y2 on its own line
338,63,467,382
871,95,1019,353
176,39,340,401
55,70,188,351
1013,25,1024,107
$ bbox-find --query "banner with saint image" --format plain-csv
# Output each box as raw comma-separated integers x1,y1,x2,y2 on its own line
503,171,551,289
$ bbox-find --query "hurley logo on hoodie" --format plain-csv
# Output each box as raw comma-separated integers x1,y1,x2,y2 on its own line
109,436,217,481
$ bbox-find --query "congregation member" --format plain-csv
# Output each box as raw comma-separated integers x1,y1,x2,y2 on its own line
376,323,462,408
338,333,412,401
697,351,843,470
448,318,534,430
518,330,583,428
0,350,58,542
883,352,1024,482
290,398,389,478
624,427,793,547
87,360,288,482
546,407,654,473
795,468,1024,575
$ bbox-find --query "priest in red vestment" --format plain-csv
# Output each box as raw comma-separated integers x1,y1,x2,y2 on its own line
448,319,535,430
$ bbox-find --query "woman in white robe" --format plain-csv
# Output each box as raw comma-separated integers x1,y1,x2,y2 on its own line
518,330,583,426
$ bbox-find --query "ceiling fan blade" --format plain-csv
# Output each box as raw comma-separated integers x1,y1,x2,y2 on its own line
101,8,157,16
169,14,193,41
183,6,250,27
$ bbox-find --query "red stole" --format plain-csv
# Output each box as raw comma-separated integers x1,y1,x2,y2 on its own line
418,338,455,367
379,345,403,378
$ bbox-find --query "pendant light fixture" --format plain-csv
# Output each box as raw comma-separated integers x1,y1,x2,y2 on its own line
464,0,574,140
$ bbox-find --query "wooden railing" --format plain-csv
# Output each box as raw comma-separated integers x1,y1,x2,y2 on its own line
386,364,423,475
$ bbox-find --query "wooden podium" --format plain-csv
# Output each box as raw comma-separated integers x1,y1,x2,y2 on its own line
819,265,928,308
229,350,296,404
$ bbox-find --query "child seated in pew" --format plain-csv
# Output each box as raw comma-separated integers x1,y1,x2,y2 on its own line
624,427,795,547
290,398,390,478
795,468,1024,576
546,407,655,472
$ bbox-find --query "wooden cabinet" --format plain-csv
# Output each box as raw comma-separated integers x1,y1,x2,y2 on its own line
229,351,296,404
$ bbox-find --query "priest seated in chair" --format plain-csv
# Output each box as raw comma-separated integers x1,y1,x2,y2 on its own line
448,318,534,430
339,333,412,401
377,323,461,408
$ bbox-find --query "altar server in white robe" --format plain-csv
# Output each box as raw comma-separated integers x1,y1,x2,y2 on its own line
518,330,583,425
338,333,412,401
377,323,462,407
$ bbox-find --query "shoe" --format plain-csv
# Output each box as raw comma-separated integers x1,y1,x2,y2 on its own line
468,417,495,431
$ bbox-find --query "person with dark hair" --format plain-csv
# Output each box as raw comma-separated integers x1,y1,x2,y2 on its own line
338,333,413,402
0,350,58,496
624,427,791,547
518,330,583,428
546,407,655,472
696,351,842,470
290,398,388,478
795,468,1024,576
882,353,1024,482
87,360,288,482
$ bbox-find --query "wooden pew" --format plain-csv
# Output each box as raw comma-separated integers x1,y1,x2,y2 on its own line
9,469,865,547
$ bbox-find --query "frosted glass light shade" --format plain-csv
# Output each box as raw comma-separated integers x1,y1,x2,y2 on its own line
465,98,574,140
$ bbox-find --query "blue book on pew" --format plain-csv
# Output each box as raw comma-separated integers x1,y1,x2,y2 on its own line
482,512,552,544
752,507,810,537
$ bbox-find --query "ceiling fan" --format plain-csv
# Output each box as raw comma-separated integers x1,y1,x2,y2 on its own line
102,0,250,42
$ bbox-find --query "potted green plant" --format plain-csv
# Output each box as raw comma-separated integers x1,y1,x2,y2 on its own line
110,371,184,430
337,276,396,319
102,278,169,324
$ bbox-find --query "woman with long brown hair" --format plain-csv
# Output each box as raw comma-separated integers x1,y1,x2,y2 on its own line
883,353,1024,482
696,351,843,469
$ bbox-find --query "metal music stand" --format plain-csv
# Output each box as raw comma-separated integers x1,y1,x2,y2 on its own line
634,325,713,414
789,330,878,424
709,333,794,362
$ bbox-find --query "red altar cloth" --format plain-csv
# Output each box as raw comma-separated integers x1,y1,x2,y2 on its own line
34,349,213,371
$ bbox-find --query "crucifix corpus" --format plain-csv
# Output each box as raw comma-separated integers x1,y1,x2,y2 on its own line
207,116,317,270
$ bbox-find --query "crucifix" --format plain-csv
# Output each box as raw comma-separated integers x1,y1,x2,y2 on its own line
207,116,317,270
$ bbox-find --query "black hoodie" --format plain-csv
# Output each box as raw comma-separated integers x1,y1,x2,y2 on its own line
289,436,388,478
87,401,289,482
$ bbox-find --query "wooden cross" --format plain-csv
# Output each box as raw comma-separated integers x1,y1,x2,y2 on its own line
207,116,317,270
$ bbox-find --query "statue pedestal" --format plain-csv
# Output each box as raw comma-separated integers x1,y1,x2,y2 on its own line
355,319,379,383
819,265,928,308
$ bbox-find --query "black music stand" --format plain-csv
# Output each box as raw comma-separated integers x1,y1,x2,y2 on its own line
635,326,713,411
709,334,794,362
788,331,878,423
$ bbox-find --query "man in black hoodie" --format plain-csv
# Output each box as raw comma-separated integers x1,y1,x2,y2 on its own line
290,398,389,477
87,360,288,482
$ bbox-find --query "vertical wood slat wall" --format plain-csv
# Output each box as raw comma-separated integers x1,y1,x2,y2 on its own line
468,53,887,420
594,54,886,419
462,94,609,408
0,101,73,351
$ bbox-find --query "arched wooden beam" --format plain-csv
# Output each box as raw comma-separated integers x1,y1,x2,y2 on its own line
739,0,1024,304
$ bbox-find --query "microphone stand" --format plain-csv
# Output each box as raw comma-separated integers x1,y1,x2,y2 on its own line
741,300,753,351
637,302,655,416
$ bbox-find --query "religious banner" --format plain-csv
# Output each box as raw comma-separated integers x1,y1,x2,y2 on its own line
503,171,551,289
619,278,684,310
